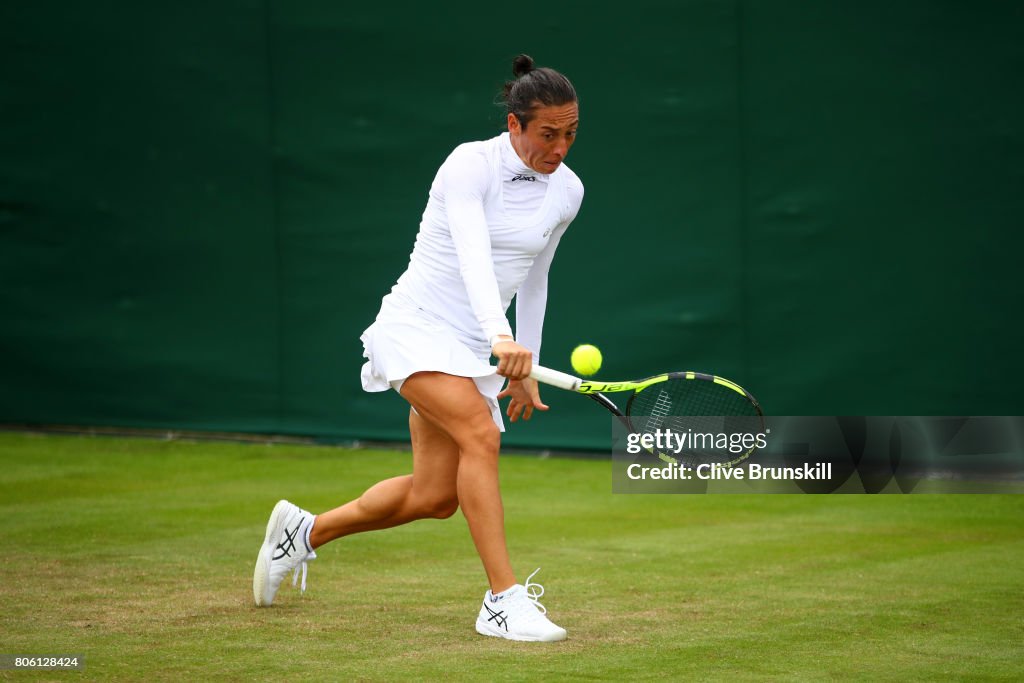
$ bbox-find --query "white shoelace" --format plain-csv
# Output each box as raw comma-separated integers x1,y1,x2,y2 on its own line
290,551,317,593
523,567,548,615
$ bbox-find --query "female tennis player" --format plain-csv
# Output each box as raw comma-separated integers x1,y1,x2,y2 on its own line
253,54,583,642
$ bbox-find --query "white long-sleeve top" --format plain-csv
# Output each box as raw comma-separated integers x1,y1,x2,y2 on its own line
385,132,584,362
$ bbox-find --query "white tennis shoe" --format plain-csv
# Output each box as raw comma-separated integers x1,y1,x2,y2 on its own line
253,499,316,607
475,568,567,642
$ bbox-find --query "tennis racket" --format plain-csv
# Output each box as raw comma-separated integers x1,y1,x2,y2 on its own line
530,365,764,467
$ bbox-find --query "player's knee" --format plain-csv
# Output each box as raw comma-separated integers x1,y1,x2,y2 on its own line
414,494,459,520
454,417,500,456
428,497,459,519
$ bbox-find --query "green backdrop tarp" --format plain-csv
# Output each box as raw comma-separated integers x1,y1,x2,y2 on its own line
2,2,1022,450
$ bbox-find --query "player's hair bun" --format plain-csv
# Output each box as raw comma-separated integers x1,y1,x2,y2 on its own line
512,54,535,78
500,54,576,130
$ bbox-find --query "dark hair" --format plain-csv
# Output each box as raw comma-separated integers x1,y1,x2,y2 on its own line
501,54,577,130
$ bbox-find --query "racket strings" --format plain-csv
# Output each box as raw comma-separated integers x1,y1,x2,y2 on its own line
644,389,673,434
628,378,761,466
630,378,756,417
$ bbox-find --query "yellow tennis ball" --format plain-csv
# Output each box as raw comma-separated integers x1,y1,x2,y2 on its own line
571,344,602,376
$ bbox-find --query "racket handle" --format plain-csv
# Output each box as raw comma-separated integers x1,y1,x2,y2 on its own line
530,365,582,392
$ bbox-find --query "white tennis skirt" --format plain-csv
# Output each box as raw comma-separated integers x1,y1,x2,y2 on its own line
360,296,506,431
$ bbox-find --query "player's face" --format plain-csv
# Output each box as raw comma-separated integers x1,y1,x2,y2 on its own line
508,102,578,174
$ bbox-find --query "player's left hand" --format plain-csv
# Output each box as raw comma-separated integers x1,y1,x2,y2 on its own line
498,377,549,423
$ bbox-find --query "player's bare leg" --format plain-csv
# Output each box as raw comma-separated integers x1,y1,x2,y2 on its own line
309,407,460,544
258,371,564,639
304,372,512,591
309,372,514,593
397,372,516,593
399,372,565,641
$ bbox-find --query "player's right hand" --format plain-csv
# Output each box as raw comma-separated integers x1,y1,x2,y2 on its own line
492,339,533,380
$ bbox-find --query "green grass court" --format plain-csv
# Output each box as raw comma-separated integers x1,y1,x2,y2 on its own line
2,431,1022,681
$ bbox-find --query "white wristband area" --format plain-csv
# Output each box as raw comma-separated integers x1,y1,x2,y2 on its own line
489,335,515,349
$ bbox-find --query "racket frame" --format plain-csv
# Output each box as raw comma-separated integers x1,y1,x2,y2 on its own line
530,365,764,466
